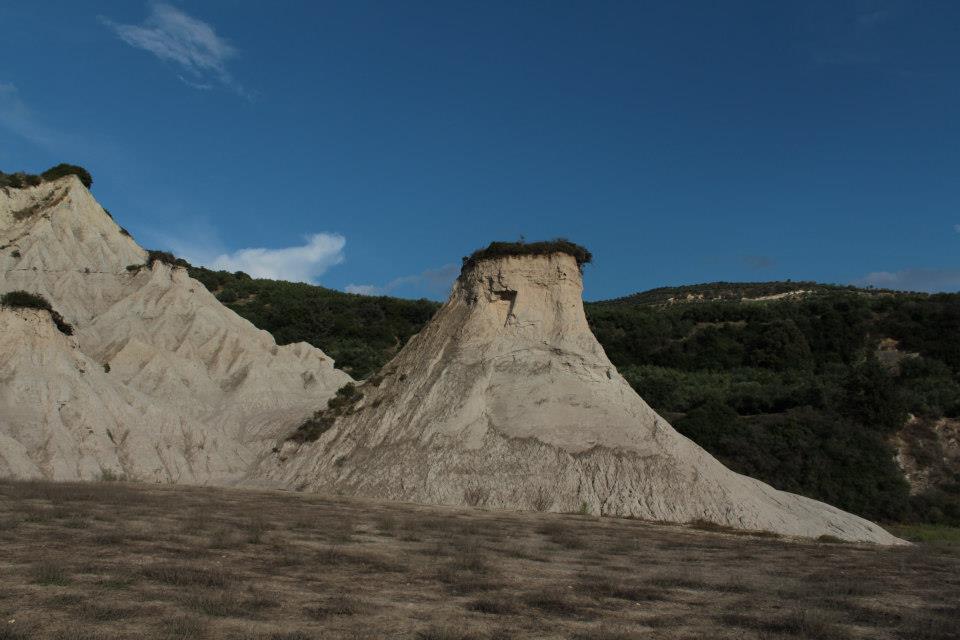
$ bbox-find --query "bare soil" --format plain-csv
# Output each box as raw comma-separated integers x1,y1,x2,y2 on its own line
0,480,956,640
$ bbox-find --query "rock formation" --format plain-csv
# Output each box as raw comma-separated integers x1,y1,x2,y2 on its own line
0,176,351,482
265,249,903,544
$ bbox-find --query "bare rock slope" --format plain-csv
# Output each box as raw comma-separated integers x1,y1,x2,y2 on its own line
0,176,351,482
266,251,902,544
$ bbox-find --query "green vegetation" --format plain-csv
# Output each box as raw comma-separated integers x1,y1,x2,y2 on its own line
147,250,190,268
187,265,439,377
40,163,93,189
1,290,52,310
0,164,93,190
1,290,74,336
177,265,960,526
0,171,42,189
884,522,960,545
461,239,593,272
588,286,960,525
289,383,364,443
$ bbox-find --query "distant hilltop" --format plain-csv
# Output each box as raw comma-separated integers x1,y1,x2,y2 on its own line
599,280,909,307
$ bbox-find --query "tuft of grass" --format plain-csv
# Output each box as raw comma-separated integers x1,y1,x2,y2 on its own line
578,573,665,602
140,563,231,588
467,595,519,615
30,561,71,586
522,588,593,618
415,625,481,640
761,610,852,640
537,521,586,549
181,588,278,618
817,534,849,544
304,595,363,619
885,523,960,545
159,615,207,640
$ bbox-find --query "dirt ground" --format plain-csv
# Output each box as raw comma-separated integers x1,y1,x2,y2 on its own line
0,480,956,640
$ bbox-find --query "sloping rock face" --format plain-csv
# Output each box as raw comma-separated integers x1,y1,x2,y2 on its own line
0,176,351,482
266,252,902,544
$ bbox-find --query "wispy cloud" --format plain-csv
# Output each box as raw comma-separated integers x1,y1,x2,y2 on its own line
100,3,247,96
175,233,347,283
856,268,960,293
0,82,66,149
954,224,960,234
346,264,459,298
741,255,775,270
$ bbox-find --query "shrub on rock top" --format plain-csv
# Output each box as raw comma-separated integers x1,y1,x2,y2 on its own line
1,290,74,336
461,238,592,273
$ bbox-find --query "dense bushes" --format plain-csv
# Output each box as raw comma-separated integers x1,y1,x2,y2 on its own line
187,265,439,377
180,263,960,525
461,239,593,272
0,290,74,335
0,164,93,190
0,172,42,189
289,383,363,443
590,289,960,525
40,164,93,189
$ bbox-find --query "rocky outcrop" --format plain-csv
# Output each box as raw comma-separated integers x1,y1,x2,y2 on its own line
264,252,903,544
0,176,351,482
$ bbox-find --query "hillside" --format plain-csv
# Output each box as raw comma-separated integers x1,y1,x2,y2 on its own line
187,266,439,378
3,166,956,529
0,171,350,482
183,268,960,527
261,250,898,543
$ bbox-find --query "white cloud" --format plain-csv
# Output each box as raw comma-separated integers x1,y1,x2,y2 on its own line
857,268,960,293
346,263,459,297
0,82,64,149
186,233,346,283
345,284,380,295
100,4,247,95
954,224,960,233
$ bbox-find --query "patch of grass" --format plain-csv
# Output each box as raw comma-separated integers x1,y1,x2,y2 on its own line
647,571,709,590
578,573,665,602
159,615,207,640
30,561,71,586
761,610,852,640
896,611,960,639
304,595,363,619
467,595,519,615
886,523,960,545
817,534,850,544
243,516,270,543
74,600,134,622
522,588,593,618
537,521,586,549
140,563,231,588
569,626,649,640
181,588,278,618
415,625,481,640
433,566,501,595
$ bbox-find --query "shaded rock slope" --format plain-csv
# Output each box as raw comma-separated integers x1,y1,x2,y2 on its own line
0,176,350,482
264,251,903,544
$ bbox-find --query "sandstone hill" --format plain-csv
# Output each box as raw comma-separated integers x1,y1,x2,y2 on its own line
0,175,351,482
264,247,903,544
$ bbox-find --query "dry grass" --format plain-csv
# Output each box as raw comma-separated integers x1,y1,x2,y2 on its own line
0,479,956,639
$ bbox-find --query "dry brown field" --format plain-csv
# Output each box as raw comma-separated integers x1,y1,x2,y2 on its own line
0,480,956,640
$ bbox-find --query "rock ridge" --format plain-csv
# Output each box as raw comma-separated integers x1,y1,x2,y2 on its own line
263,251,903,544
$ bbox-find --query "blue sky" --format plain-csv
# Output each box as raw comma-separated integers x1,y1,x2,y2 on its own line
1,1,958,299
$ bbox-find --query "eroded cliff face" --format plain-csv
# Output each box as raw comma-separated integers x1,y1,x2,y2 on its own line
0,176,351,482
264,253,903,544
